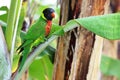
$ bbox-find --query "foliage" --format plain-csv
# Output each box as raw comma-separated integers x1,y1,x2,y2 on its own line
64,13,120,40
0,6,8,22
29,55,53,80
101,55,120,79
0,0,120,79
5,0,20,51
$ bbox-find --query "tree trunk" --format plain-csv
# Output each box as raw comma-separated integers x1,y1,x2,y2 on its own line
53,0,109,80
53,0,82,80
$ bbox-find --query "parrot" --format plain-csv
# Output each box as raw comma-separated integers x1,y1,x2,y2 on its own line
17,8,55,70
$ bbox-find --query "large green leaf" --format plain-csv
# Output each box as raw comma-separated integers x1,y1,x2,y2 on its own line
29,55,53,80
100,55,120,79
64,13,120,40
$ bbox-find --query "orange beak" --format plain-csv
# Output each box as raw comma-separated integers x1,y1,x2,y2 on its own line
51,12,55,18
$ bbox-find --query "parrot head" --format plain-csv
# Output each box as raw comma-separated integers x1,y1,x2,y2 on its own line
43,8,55,20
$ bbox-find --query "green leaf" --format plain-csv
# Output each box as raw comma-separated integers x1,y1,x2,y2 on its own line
100,55,120,79
64,13,120,40
0,6,8,11
5,0,19,51
29,55,53,80
0,6,8,22
15,6,26,51
0,21,7,34
0,14,8,23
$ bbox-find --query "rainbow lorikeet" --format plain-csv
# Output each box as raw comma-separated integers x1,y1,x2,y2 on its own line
17,8,55,70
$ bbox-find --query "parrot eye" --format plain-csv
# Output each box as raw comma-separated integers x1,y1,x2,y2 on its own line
43,8,55,20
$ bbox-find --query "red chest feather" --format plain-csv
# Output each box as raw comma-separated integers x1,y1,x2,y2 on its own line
45,20,52,36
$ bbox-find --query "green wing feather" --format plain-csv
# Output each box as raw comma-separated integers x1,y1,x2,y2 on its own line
25,16,46,40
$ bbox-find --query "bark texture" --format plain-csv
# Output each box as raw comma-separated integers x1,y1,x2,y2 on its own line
53,0,82,80
69,0,108,80
53,0,109,80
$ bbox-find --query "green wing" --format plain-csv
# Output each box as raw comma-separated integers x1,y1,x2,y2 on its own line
25,16,47,40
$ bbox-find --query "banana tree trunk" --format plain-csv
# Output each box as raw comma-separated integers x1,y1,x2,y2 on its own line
53,0,109,80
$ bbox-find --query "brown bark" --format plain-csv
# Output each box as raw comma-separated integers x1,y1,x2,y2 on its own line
53,0,82,80
70,0,107,80
53,0,109,80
